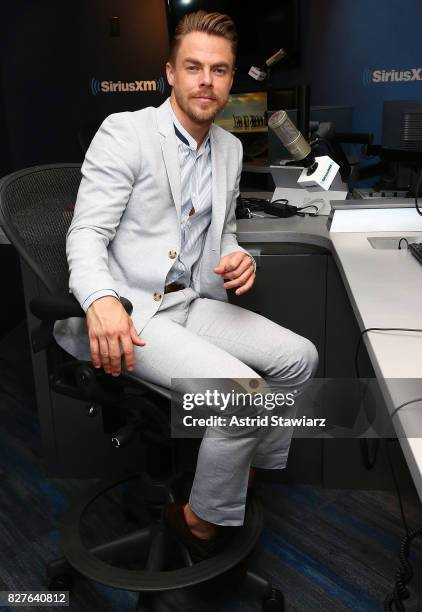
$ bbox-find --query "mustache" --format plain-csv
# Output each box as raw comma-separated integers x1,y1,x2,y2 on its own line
191,92,217,99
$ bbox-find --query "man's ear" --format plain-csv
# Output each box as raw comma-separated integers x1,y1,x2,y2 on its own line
166,62,175,87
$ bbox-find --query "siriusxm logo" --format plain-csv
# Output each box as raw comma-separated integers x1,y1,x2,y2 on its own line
362,67,422,86
91,77,165,96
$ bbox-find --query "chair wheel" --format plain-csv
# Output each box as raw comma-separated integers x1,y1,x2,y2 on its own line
262,588,285,612
49,574,74,592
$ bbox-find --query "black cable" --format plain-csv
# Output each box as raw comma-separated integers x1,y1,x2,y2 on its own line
264,199,303,218
413,168,422,217
398,238,409,250
237,196,270,212
389,398,422,422
384,437,422,611
354,329,380,470
238,197,319,218
354,329,422,610
355,328,422,471
236,196,270,219
267,198,320,218
384,525,422,611
298,204,319,214
360,438,380,470
385,440,410,533
271,198,289,206
354,327,422,382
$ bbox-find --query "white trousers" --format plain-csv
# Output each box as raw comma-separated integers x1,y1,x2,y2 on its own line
126,288,319,526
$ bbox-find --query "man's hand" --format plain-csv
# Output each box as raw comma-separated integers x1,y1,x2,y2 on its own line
86,296,145,376
213,251,256,296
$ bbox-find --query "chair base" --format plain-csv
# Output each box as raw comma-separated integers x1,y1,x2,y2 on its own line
46,472,285,610
133,566,285,611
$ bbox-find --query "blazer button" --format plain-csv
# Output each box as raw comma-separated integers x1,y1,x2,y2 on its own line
168,250,177,259
153,292,162,301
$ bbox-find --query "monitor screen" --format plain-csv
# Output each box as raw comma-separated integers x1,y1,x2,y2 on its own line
382,101,422,153
214,91,267,134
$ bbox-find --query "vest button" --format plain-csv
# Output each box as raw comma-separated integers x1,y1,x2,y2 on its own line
153,292,162,301
168,250,177,259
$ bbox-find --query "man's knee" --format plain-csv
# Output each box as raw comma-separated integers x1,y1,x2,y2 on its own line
275,335,319,383
301,338,319,379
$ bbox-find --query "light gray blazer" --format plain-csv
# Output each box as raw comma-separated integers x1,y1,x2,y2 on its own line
54,97,251,357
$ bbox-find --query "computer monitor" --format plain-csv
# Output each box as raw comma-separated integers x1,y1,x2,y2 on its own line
214,92,268,134
382,100,422,152
381,100,422,190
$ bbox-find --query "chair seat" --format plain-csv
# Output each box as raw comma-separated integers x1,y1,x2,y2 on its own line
124,374,171,401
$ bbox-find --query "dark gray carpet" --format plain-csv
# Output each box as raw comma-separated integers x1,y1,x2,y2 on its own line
1,322,422,612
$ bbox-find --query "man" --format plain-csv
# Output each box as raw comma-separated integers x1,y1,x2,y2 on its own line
54,10,318,561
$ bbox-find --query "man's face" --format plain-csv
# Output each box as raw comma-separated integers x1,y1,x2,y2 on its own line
166,31,235,125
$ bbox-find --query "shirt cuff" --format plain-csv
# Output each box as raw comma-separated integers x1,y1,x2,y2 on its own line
82,289,120,313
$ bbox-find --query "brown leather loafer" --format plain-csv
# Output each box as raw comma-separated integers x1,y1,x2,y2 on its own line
163,502,232,563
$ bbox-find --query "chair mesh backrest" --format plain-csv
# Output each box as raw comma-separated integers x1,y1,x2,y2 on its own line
0,166,82,293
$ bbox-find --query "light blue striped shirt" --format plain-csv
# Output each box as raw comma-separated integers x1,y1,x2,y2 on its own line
166,104,212,287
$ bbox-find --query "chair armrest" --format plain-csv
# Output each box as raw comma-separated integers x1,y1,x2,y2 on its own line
30,294,133,322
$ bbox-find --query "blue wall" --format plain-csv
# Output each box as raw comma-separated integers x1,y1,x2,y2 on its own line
0,0,169,173
274,0,422,143
0,0,421,176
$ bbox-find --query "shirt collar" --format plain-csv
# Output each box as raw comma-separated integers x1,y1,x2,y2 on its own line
169,100,210,153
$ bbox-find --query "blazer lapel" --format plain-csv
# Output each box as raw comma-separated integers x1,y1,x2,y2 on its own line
156,100,182,221
210,126,227,251
155,100,228,236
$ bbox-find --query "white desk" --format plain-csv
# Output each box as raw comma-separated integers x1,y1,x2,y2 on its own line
330,231,422,502
236,213,422,502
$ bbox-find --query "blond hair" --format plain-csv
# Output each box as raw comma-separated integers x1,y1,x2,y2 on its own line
168,10,237,65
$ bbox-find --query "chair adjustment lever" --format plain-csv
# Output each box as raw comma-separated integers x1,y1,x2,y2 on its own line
111,422,141,448
75,365,122,406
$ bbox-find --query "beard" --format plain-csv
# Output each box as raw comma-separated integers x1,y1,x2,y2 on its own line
173,88,228,125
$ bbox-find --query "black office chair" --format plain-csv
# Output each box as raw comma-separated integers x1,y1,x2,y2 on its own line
0,164,285,612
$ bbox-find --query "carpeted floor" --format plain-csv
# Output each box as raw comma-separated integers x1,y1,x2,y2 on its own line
0,322,421,612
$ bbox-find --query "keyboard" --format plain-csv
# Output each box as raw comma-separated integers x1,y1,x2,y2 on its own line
409,242,422,265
